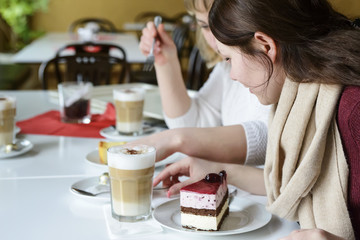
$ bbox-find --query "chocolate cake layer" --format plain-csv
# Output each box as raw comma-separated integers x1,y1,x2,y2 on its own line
181,189,228,216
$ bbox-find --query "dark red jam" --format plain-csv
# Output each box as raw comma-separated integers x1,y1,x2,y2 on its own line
181,171,227,194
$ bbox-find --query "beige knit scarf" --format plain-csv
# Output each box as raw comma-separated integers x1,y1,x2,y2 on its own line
264,78,354,239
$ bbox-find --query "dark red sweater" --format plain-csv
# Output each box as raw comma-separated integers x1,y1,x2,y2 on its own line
337,86,360,239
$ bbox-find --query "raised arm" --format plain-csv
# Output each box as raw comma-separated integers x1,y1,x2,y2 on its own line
139,22,191,118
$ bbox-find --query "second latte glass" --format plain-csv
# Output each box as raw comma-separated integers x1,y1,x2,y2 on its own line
113,88,145,135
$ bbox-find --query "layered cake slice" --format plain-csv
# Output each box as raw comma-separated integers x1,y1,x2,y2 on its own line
180,170,229,231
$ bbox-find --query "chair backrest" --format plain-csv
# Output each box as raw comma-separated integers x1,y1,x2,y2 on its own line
172,23,193,59
186,46,209,90
38,42,128,89
171,21,196,82
68,17,118,34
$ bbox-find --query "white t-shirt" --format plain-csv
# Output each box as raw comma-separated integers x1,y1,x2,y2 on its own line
164,61,271,165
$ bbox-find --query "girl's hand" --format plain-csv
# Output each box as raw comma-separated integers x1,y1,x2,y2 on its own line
139,21,178,65
153,157,226,197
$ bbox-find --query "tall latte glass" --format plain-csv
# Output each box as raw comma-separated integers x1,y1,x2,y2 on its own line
107,144,156,222
113,88,145,135
0,96,16,149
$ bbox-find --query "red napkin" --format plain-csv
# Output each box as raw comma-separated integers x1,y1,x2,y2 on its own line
16,103,116,138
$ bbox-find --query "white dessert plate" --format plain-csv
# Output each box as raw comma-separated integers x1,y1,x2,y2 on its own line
85,150,187,169
99,125,165,141
152,197,272,236
0,139,34,159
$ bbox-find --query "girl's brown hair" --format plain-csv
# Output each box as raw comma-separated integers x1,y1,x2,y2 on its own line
209,0,360,85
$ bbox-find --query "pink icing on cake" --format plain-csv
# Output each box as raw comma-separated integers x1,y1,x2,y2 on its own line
180,171,227,210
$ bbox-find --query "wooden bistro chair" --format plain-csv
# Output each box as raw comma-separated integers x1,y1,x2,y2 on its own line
38,42,128,89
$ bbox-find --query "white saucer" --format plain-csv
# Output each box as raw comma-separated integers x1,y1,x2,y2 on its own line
85,150,187,169
0,139,34,159
99,125,165,141
70,176,110,202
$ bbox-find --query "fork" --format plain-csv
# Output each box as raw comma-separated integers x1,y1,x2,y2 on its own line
143,16,162,71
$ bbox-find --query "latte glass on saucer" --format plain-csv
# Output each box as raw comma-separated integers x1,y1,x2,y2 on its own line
107,144,156,222
58,81,93,124
113,88,145,135
0,96,16,151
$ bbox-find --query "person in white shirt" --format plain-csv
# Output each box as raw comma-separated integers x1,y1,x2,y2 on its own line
138,0,270,165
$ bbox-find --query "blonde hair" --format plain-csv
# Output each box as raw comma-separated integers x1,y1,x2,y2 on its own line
184,0,221,67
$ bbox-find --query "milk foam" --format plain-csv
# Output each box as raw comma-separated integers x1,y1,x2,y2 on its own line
107,145,155,170
113,88,145,102
0,96,16,111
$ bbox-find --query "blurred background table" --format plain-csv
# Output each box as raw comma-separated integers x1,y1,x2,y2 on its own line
12,32,146,64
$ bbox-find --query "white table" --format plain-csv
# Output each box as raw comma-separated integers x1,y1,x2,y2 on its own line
0,90,299,240
12,32,146,64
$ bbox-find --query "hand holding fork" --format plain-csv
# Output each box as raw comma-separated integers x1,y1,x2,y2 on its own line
143,16,162,71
